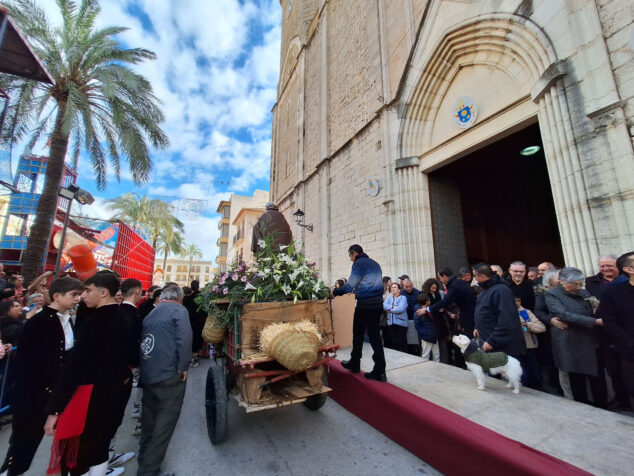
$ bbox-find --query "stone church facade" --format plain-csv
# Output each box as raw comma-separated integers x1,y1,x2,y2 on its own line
270,0,634,285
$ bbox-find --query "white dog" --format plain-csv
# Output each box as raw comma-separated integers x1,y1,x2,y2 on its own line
452,334,522,394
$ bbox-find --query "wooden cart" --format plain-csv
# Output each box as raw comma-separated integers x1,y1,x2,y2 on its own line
205,299,339,444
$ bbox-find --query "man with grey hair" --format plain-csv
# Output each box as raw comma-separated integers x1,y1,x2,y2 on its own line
138,283,192,476
598,252,634,408
586,254,629,409
506,260,535,311
585,254,624,299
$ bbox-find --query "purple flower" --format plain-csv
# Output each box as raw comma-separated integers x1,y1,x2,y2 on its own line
212,285,219,293
231,273,239,281
309,262,316,267
223,287,229,295
218,278,226,286
241,275,247,282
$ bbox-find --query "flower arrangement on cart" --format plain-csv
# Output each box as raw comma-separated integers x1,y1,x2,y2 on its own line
194,237,339,444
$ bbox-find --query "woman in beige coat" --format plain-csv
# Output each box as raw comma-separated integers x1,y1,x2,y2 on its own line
516,297,546,389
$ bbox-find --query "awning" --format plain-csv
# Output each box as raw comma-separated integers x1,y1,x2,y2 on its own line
0,7,54,84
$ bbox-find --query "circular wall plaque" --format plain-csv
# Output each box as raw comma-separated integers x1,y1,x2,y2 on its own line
366,178,380,197
453,96,478,129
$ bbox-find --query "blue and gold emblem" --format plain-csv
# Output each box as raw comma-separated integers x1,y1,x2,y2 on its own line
453,96,478,128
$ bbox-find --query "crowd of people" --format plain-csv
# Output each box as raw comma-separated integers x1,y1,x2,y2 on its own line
0,269,206,476
334,244,634,412
0,247,632,474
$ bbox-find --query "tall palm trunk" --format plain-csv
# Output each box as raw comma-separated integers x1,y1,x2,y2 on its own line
21,105,70,284
163,248,169,279
187,255,193,284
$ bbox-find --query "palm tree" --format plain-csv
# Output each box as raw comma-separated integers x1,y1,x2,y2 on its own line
181,243,203,284
156,227,184,278
1,0,169,283
106,193,184,248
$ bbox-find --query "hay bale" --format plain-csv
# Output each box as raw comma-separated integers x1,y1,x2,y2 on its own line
260,320,321,371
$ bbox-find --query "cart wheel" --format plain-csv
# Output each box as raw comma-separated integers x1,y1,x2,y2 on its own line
205,360,228,444
303,373,328,411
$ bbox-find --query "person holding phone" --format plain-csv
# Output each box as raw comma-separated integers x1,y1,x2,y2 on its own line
23,294,44,319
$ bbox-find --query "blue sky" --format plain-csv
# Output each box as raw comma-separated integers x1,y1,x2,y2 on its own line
22,0,282,262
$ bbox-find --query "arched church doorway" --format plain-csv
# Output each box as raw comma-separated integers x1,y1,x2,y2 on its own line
428,122,564,271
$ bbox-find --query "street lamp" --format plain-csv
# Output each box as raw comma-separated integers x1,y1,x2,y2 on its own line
292,209,313,232
54,183,95,277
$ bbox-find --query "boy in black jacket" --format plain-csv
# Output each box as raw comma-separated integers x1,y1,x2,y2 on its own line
0,277,83,476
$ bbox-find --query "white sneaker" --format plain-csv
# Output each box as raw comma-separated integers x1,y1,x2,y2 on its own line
108,451,135,468
133,422,142,436
106,468,125,476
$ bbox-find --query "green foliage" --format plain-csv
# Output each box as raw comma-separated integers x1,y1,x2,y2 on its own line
106,193,184,248
0,0,169,189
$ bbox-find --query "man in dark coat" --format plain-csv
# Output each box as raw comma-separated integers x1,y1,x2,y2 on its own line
401,279,420,321
506,260,535,311
0,277,83,476
585,254,629,409
45,271,135,476
183,280,207,364
114,278,143,441
597,252,634,408
251,202,292,254
428,267,476,336
473,263,525,358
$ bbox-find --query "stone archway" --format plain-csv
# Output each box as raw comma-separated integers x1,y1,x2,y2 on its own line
395,13,600,276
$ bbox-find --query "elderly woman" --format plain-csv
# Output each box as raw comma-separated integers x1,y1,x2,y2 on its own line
544,267,607,407
23,293,45,319
383,283,408,353
534,268,573,398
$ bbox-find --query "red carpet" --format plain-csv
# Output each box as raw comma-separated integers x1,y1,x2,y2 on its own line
327,360,591,476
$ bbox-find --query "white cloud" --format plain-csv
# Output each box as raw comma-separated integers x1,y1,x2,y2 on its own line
15,0,281,261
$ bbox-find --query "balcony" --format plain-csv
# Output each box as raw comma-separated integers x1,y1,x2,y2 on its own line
217,217,230,230
216,236,228,247
215,255,227,264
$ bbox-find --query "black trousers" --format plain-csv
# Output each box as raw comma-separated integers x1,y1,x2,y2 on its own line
569,372,608,408
138,374,187,476
519,349,543,390
350,304,386,374
0,411,46,475
387,325,407,353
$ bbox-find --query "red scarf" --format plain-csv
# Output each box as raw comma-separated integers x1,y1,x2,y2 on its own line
47,384,94,475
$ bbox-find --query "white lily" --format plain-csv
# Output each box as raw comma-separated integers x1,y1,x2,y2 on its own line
244,282,257,291
258,239,266,248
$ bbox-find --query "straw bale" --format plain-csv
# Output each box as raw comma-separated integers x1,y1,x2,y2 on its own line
260,320,321,371
240,299,333,357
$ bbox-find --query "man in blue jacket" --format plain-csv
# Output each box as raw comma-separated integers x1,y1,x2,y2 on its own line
333,244,387,382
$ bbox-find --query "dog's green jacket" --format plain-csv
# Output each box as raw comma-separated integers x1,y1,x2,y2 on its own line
464,340,508,372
